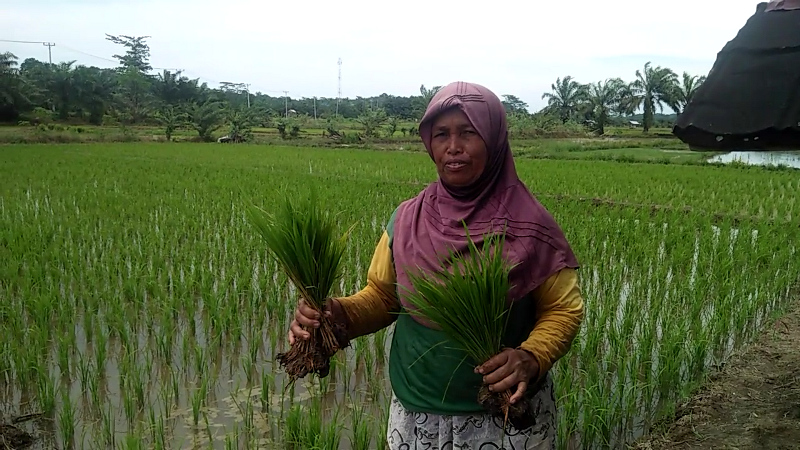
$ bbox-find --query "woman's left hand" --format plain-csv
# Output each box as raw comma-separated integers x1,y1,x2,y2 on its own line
475,348,540,404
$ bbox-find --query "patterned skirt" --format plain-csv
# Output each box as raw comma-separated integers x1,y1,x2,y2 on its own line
385,372,557,450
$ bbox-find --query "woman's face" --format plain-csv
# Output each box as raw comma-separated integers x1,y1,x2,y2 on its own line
430,108,488,188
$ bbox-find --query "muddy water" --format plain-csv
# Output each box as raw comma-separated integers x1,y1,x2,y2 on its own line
1,314,396,450
2,226,792,450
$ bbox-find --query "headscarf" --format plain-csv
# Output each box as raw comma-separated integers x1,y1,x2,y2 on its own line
766,0,800,12
392,81,580,327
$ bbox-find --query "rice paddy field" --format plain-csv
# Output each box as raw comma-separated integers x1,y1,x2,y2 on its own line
1,143,798,449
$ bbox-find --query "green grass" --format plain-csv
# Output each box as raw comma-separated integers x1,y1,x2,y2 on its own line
529,146,707,164
0,143,797,449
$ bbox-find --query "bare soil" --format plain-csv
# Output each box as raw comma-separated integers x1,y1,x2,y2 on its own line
633,297,800,450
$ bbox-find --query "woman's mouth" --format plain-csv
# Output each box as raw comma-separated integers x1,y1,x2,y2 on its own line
445,161,467,171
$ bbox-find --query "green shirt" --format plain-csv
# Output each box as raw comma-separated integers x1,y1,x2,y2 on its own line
385,208,540,414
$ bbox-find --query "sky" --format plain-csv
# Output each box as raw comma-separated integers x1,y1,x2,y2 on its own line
1,0,765,112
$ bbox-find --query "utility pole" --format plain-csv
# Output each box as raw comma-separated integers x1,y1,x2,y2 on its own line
245,83,251,108
42,42,55,64
313,97,317,121
283,91,289,117
336,57,342,117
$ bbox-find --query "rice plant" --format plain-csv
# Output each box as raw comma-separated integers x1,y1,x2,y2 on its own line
247,193,353,383
0,143,796,449
400,226,529,430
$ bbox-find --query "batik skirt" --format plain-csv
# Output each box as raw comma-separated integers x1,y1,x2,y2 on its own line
386,372,557,450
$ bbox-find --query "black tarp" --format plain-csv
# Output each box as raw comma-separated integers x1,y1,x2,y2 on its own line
673,1,800,151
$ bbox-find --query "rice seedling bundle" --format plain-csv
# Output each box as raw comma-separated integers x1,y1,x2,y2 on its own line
401,225,532,430
247,193,352,383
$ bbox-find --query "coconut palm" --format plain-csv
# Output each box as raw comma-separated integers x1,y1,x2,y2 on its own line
541,76,587,123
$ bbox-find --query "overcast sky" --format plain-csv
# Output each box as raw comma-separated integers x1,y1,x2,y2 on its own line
2,0,763,111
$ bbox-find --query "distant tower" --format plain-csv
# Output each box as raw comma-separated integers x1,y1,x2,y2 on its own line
336,58,342,116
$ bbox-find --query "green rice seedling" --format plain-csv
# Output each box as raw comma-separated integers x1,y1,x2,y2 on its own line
400,225,526,430
56,334,71,379
349,402,373,450
120,433,143,450
374,327,388,365
320,404,344,450
224,429,239,450
94,325,108,376
100,404,116,447
146,404,166,448
283,395,336,450
260,370,272,413
353,336,367,369
247,193,354,383
283,403,306,449
58,386,76,448
37,369,57,415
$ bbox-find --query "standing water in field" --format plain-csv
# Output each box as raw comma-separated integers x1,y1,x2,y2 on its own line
0,145,798,450
708,151,800,168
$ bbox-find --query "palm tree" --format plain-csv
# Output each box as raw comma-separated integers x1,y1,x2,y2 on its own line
625,62,678,131
0,52,32,120
0,52,18,72
584,78,626,135
73,66,116,124
48,61,76,119
541,76,587,123
419,84,442,104
669,72,707,115
0,52,20,105
188,99,225,141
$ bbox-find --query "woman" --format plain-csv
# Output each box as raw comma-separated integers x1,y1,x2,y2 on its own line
289,81,584,449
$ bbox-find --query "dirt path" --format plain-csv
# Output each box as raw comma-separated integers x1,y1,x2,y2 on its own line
634,297,800,450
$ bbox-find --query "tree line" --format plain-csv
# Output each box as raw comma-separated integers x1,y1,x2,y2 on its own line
539,65,706,134
0,35,707,139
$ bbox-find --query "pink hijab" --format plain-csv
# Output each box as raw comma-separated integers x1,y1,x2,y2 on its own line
392,81,579,327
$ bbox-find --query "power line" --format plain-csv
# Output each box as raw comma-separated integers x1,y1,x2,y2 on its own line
1,39,54,64
2,38,294,100
0,39,46,44
58,44,116,64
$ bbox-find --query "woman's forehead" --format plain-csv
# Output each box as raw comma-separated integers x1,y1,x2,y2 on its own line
431,107,473,125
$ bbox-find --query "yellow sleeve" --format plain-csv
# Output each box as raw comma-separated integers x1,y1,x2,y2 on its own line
334,230,400,339
518,268,584,383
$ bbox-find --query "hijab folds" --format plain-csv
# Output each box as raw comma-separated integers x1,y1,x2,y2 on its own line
392,81,580,326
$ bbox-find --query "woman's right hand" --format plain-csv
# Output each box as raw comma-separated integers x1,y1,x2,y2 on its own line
288,298,333,345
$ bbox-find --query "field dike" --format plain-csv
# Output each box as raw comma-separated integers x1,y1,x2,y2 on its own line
634,287,800,450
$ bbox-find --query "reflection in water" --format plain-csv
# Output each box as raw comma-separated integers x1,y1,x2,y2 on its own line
708,151,800,168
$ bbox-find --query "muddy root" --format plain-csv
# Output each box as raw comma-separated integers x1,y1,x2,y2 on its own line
478,385,535,431
277,312,348,383
0,423,34,449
